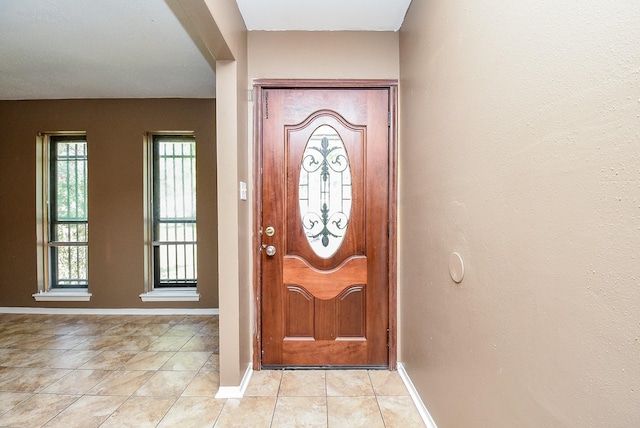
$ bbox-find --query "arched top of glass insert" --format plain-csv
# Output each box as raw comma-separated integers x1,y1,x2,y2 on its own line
298,125,352,259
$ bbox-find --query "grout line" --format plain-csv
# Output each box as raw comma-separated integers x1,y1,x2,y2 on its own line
268,391,277,428
42,394,82,428
100,394,129,427
324,371,330,427
368,370,389,428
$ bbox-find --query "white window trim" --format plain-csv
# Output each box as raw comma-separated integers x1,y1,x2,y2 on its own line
33,289,92,302
139,288,200,302
141,132,198,302
35,132,91,302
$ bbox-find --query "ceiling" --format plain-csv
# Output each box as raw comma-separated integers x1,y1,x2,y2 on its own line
236,0,411,31
0,0,411,100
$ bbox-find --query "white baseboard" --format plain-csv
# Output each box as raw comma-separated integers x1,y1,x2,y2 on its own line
398,362,438,428
0,307,219,315
215,363,253,399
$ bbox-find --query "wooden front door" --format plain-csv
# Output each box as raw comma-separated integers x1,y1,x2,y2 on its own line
257,84,394,367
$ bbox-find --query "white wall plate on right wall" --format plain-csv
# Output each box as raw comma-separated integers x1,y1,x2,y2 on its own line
449,252,464,283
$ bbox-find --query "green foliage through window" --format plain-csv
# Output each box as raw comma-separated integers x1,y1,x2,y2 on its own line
152,135,197,287
49,136,88,288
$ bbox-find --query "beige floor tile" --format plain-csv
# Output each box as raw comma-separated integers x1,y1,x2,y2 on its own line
9,321,41,331
181,335,219,352
0,333,23,347
7,334,55,349
201,353,220,372
135,370,197,397
135,323,173,336
37,334,89,350
0,391,32,415
326,370,374,396
2,325,37,335
214,396,276,428
100,335,157,352
2,334,32,348
196,322,219,336
0,316,437,428
113,315,150,323
0,393,79,427
37,323,82,335
39,315,84,325
279,370,326,397
121,351,175,370
0,367,71,392
180,315,211,324
377,395,426,427
0,325,23,336
42,349,102,369
100,396,176,428
164,324,202,336
245,369,282,396
271,396,327,428
21,348,67,368
92,315,130,325
0,366,20,383
157,396,226,428
69,324,112,336
148,334,192,351
161,351,212,371
78,350,139,370
146,315,187,325
327,396,385,428
73,335,125,350
182,371,220,396
103,322,146,336
88,370,154,396
368,370,410,395
42,369,112,394
43,394,127,428
0,348,36,367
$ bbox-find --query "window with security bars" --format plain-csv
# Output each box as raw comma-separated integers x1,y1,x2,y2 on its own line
151,135,197,288
48,135,88,288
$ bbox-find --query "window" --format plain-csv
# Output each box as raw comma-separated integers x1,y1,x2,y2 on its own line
49,135,89,288
144,134,197,297
34,133,90,301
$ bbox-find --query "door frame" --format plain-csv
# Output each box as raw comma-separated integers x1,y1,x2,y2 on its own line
252,79,398,370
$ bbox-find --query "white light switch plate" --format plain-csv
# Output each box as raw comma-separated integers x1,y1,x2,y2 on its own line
239,181,247,201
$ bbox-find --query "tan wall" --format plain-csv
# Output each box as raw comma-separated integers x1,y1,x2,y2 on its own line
0,99,218,309
192,0,251,387
248,31,399,80
399,0,640,426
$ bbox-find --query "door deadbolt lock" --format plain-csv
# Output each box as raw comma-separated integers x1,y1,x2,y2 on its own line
265,245,276,256
265,226,275,237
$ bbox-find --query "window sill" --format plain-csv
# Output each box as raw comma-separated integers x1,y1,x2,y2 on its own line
33,289,92,302
139,289,200,302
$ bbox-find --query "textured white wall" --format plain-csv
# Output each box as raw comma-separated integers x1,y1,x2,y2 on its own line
399,0,640,425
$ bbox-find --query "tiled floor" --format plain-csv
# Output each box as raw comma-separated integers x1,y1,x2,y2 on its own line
0,314,424,427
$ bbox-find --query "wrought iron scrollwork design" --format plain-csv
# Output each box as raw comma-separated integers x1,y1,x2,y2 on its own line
299,126,352,258
302,204,349,248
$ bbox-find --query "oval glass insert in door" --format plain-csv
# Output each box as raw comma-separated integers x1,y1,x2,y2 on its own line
298,125,352,259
